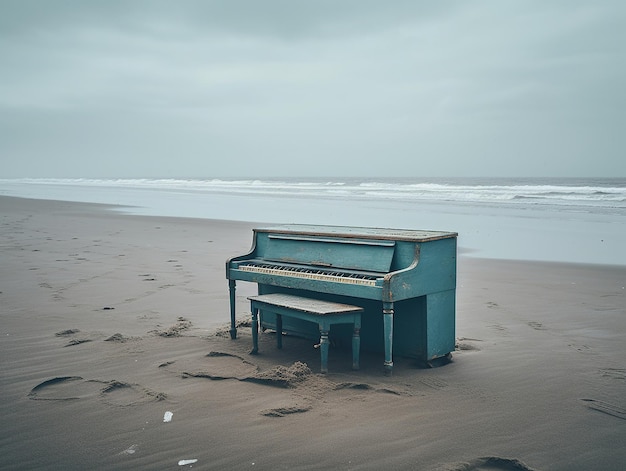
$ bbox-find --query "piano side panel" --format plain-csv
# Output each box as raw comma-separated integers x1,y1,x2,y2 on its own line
387,237,457,301
425,290,456,360
389,290,455,361
392,237,456,361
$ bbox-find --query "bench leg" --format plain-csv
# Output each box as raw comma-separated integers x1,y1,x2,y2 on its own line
352,325,360,370
276,314,283,349
319,328,330,374
250,305,259,355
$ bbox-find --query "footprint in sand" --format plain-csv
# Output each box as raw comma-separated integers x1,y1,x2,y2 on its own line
28,377,166,406
568,343,592,354
527,321,545,331
442,456,537,470
580,398,626,420
455,337,483,352
64,338,92,347
161,351,260,381
259,404,312,417
28,376,104,401
162,354,317,417
55,328,98,347
168,355,379,394
418,376,448,390
598,368,626,382
100,380,167,406
334,382,406,396
489,323,508,334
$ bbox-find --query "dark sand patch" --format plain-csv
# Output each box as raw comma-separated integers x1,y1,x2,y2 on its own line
439,456,537,470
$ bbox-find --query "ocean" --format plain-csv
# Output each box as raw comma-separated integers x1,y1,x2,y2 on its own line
1,177,625,265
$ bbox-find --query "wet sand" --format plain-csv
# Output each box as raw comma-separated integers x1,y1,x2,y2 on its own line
1,196,625,470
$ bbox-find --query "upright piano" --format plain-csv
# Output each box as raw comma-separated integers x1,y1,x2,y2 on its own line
226,225,457,373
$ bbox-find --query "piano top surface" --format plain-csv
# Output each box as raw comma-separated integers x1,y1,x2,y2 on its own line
253,224,457,242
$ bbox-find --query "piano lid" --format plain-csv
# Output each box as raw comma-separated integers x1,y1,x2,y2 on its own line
254,224,458,243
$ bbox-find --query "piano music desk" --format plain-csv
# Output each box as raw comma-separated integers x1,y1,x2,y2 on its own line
248,293,363,374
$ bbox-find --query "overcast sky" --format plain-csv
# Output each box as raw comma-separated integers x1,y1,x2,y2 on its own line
1,0,624,179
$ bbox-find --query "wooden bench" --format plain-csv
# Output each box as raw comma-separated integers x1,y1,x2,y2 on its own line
247,293,363,374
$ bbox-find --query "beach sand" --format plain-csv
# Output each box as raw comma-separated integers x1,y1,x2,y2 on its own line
1,196,625,470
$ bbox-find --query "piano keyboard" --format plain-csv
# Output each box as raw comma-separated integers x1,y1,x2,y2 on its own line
238,263,379,286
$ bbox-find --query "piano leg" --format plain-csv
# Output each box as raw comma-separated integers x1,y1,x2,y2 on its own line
352,321,361,370
319,327,330,374
383,302,394,375
276,314,283,349
229,279,237,339
250,304,259,355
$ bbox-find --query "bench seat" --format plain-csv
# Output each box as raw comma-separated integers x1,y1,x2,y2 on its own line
248,293,363,373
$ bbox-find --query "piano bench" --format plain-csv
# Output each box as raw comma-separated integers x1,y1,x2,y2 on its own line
247,293,363,374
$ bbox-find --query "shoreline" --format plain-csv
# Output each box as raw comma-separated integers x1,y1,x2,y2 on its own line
1,195,625,470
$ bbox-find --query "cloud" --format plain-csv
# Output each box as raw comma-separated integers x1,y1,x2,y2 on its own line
0,1,624,177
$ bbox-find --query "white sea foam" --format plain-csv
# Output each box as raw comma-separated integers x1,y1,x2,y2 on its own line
2,177,625,209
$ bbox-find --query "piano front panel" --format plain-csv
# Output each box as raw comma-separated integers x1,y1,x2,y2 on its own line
261,233,396,273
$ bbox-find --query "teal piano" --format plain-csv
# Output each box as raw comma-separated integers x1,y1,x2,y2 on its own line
226,225,457,374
